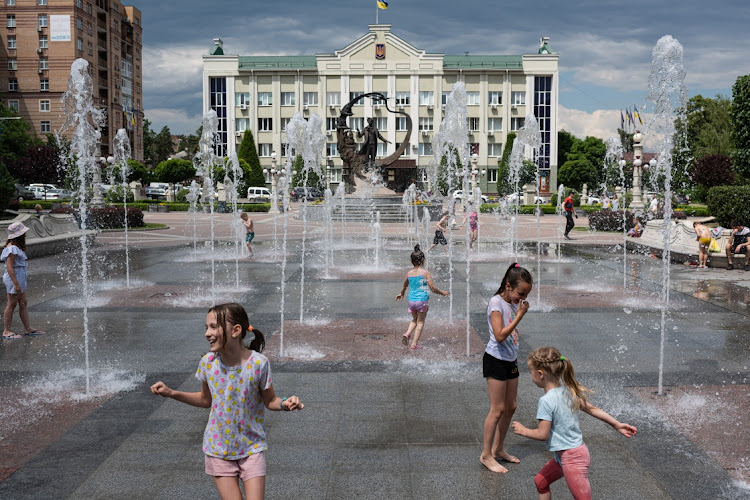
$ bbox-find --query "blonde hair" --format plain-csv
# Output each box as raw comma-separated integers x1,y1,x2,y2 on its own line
528,346,592,410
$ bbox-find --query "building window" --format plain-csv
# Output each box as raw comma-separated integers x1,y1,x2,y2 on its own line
326,143,338,157
38,14,47,27
441,92,450,106
372,93,387,105
418,117,433,131
488,143,503,157
209,77,227,157
396,117,407,131
77,37,83,51
40,121,51,133
375,117,387,131
280,117,291,132
8,59,17,70
8,100,19,111
488,91,502,105
39,35,48,48
326,92,340,106
349,91,364,105
396,142,409,157
86,2,91,14
418,91,434,106
112,2,118,11
6,0,16,6
76,17,82,30
38,0,47,5
510,117,525,131
257,92,272,106
330,168,342,183
488,118,503,132
468,117,480,132
511,91,526,106
7,15,15,28
7,35,16,49
87,41,92,56
466,91,480,105
8,79,18,91
40,100,50,112
258,144,273,157
235,92,250,107
419,142,433,156
469,143,479,156
348,117,363,131
76,0,82,7
303,92,318,106
534,76,552,176
377,143,387,157
280,92,295,106
235,118,249,132
325,118,336,131
40,79,49,91
487,169,498,182
258,118,273,132
39,58,48,70
395,92,410,106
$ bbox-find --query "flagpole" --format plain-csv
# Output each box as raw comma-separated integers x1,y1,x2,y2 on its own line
376,5,378,24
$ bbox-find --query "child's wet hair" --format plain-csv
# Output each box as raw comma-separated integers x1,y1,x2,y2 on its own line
411,244,425,266
495,262,532,295
208,302,265,353
528,346,591,410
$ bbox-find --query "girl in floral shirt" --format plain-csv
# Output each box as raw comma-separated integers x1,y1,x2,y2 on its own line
151,303,304,499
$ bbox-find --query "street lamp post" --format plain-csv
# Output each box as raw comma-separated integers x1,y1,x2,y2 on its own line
470,154,480,204
92,156,114,207
263,152,279,214
630,131,645,210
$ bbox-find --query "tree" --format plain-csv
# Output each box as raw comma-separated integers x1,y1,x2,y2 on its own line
0,160,15,210
178,126,201,156
691,154,735,189
237,131,265,187
437,147,463,196
290,155,322,187
731,76,750,179
154,159,196,184
617,129,634,153
153,126,175,165
557,157,599,191
125,159,152,184
6,144,65,185
495,133,516,196
557,130,577,166
0,103,42,164
142,118,157,168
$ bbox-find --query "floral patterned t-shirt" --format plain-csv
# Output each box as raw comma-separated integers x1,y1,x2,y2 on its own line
195,351,272,459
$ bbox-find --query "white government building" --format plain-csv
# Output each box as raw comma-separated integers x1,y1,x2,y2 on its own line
201,24,559,195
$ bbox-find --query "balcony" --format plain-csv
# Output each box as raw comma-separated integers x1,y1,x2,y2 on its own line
97,19,106,32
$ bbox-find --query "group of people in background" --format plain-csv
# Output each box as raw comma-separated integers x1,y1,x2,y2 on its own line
693,220,750,270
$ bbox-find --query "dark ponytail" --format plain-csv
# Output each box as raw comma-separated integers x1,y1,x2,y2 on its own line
495,262,533,295
208,302,266,353
411,244,425,266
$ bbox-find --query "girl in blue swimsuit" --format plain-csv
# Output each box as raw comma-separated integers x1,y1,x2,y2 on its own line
395,245,449,350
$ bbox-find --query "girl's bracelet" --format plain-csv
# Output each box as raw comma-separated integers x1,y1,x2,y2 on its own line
281,397,290,411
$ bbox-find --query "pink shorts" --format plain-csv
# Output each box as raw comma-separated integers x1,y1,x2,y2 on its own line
408,300,429,313
205,452,266,481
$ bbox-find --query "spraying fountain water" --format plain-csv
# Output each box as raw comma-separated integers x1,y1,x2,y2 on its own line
605,136,627,287
194,110,220,298
336,183,347,246
507,136,525,257
186,180,200,252
516,114,543,304
113,129,132,288
643,35,688,396
323,187,334,277
57,59,105,394
225,153,242,286
373,211,382,270
556,183,565,260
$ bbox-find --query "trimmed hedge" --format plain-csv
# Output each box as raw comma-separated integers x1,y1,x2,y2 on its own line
706,186,750,226
479,204,601,215
50,206,144,229
108,202,271,213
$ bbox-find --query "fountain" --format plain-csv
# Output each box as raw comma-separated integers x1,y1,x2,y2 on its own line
336,182,347,246
277,154,292,356
185,180,201,252
643,35,688,396
193,110,220,297
507,135,525,257
225,153,242,286
113,129,132,288
516,114,543,305
323,187,334,277
556,183,565,260
605,136,627,287
373,211,382,270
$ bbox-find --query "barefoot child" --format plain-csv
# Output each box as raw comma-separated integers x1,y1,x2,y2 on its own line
240,212,255,258
512,347,637,500
428,212,450,255
2,222,45,339
693,221,711,268
395,244,449,350
151,303,303,499
480,263,532,473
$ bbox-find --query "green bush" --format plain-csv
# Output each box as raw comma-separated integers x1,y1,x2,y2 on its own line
175,188,189,203
105,185,134,204
706,186,750,226
50,206,144,228
106,201,271,213
675,205,711,217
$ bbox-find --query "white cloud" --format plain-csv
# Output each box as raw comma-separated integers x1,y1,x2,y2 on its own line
144,108,202,136
558,105,621,140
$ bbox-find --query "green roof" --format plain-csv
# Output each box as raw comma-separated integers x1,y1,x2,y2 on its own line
238,56,317,69
442,55,523,69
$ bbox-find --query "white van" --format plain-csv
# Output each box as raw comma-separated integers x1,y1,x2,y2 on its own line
247,187,271,202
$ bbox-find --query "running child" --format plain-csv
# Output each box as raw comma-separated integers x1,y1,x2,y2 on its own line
240,212,255,258
428,212,450,255
480,263,532,473
512,346,637,500
151,302,303,499
395,244,449,350
693,221,711,268
2,221,45,339
460,202,479,250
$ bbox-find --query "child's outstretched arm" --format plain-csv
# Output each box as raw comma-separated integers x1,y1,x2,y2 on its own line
150,380,212,408
512,419,552,441
396,277,409,301
261,385,304,411
424,271,449,296
581,401,637,438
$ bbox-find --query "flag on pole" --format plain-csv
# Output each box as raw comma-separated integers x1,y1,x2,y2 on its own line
377,0,388,9
626,108,634,127
633,105,643,124
620,110,625,130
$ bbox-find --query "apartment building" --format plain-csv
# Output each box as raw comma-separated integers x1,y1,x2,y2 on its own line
202,24,558,193
0,0,143,161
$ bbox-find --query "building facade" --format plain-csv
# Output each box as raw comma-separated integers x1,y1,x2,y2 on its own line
202,25,558,194
0,0,143,161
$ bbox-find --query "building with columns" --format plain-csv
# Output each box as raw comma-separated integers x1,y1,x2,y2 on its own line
202,24,558,194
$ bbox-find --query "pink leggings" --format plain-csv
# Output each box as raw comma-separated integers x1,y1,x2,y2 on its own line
534,443,591,500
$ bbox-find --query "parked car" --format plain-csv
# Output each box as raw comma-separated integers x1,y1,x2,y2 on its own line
28,183,59,200
13,184,35,201
247,187,272,202
145,182,169,200
585,196,601,205
291,187,322,202
452,190,489,204
504,192,544,204
42,188,74,200
674,193,690,205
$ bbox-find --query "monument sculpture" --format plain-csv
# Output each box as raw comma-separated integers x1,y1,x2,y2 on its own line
336,92,412,193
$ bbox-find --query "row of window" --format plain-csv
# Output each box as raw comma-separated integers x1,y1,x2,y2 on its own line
5,0,49,5
7,58,48,70
6,35,49,50
8,78,49,92
6,99,51,111
236,91,527,108
6,14,50,28
252,141,506,160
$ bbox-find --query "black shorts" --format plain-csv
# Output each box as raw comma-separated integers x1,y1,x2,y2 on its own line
483,352,519,381
731,236,748,253
433,230,447,245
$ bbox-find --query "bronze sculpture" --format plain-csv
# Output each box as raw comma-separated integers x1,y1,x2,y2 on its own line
336,92,412,193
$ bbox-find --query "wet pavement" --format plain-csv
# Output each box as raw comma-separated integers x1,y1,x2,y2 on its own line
0,210,748,499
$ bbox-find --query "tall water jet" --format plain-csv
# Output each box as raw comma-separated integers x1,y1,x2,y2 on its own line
336,182,347,245
57,58,105,394
194,110,220,297
225,153,242,286
113,129,132,287
373,211,382,270
186,180,200,252
323,187,333,277
433,82,470,323
507,136,525,257
277,154,292,357
556,183,565,260
517,114,543,305
285,113,326,324
643,35,688,396
605,136,627,287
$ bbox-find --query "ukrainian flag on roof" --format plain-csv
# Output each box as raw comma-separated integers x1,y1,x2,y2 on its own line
377,0,388,9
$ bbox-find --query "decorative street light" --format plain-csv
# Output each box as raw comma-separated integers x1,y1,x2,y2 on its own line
263,152,280,214
630,131,645,210
92,155,114,207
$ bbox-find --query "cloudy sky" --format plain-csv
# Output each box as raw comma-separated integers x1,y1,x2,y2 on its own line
138,0,749,141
